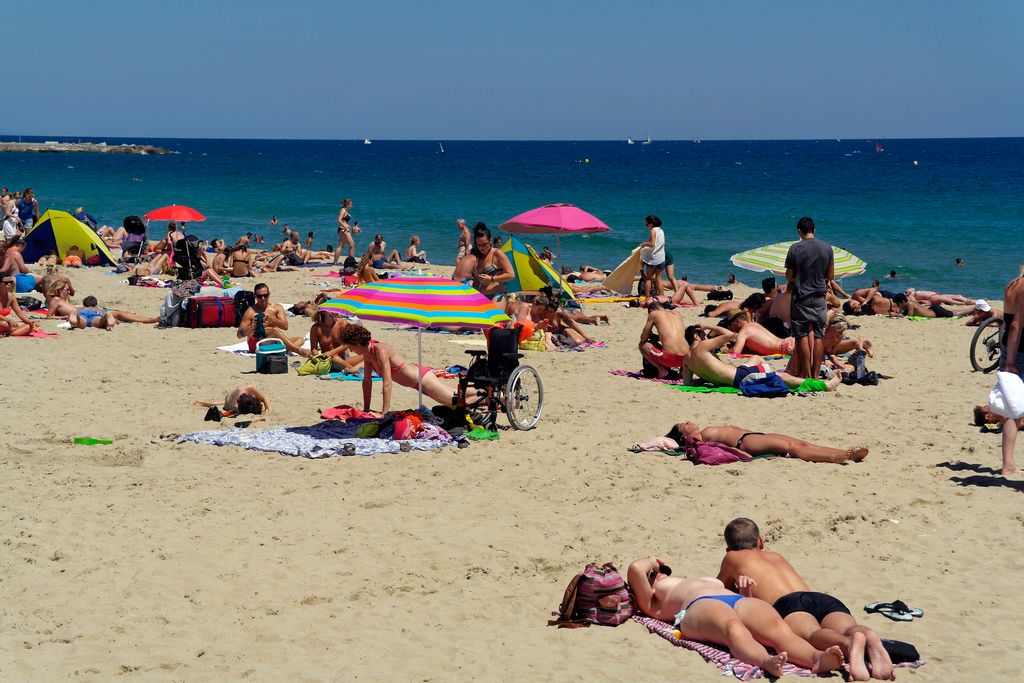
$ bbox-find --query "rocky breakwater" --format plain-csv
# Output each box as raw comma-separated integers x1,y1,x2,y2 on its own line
0,141,175,155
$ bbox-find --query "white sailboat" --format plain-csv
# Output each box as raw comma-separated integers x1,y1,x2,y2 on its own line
642,125,652,144
626,136,635,145
439,143,445,153
363,137,372,145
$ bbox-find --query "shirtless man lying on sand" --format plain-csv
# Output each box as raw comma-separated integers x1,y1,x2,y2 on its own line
726,316,797,356
627,556,845,677
665,421,868,464
891,293,954,318
716,518,894,680
682,326,840,391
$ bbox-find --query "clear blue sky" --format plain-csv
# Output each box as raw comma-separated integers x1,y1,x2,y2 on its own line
8,0,1022,140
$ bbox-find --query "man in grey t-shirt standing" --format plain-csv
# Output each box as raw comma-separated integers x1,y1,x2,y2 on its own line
785,217,834,379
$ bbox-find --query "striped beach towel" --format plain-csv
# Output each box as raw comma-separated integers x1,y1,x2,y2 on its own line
633,615,925,680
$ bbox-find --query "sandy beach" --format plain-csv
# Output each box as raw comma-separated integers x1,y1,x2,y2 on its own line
2,264,1022,681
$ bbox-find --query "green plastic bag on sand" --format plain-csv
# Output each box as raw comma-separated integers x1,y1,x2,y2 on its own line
796,378,829,392
466,427,500,441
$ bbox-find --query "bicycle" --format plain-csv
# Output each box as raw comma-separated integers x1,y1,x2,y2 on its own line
969,316,1003,373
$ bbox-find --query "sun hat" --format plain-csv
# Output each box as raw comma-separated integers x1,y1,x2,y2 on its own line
975,299,991,312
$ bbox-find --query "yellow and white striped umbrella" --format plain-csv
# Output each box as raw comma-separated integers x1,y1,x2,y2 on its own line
730,241,866,278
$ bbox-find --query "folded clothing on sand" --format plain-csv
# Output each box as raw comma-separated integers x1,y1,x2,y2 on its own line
632,615,925,680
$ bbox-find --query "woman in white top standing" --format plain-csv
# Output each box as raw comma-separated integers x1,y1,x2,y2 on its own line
2,194,21,240
639,214,666,298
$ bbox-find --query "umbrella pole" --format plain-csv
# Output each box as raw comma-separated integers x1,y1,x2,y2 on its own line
417,328,424,410
556,235,561,259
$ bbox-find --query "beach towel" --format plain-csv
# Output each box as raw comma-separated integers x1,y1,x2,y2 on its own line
319,405,383,420
989,372,1024,419
316,370,382,382
609,369,693,386
633,615,925,680
555,340,607,352
12,329,59,338
602,247,643,295
671,385,742,394
670,380,828,395
217,335,310,357
384,326,480,336
632,615,816,680
578,295,638,303
179,421,454,458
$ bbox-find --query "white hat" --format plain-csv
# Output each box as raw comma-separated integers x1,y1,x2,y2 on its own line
975,299,991,312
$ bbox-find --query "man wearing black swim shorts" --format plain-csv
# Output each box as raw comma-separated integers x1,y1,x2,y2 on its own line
785,217,834,379
716,518,894,681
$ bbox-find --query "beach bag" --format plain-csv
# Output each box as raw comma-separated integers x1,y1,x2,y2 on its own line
159,290,189,327
738,372,790,398
989,371,1024,419
548,563,633,628
234,290,255,319
187,296,236,328
706,289,733,301
393,414,423,440
519,329,546,352
881,639,920,664
297,354,333,376
17,296,42,311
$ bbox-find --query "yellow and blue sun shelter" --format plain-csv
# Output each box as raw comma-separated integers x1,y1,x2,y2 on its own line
500,235,577,302
23,209,116,265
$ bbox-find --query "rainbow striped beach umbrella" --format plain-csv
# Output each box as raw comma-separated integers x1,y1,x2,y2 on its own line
318,277,509,407
730,241,867,278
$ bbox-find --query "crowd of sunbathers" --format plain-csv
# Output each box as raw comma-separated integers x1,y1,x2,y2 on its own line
631,271,981,389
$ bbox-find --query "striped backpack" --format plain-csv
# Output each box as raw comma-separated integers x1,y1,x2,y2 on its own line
548,562,634,628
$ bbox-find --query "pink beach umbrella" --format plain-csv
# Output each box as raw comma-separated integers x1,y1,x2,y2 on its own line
500,203,611,256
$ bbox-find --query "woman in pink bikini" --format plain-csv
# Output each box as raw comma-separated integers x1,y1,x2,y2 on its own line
337,324,457,412
0,272,36,336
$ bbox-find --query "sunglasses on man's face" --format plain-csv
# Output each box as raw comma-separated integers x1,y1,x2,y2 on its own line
1,280,14,286
255,293,270,299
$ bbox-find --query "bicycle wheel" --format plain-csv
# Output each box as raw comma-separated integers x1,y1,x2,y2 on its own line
970,317,1003,373
503,365,544,430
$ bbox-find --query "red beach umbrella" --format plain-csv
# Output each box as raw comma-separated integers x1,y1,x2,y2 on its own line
143,205,206,222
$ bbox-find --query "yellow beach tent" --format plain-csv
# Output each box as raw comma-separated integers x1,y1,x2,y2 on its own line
23,209,116,265
501,236,577,302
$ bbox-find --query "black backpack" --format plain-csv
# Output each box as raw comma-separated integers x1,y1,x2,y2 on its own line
234,290,256,320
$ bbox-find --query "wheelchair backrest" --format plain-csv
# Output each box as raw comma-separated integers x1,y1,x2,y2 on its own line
486,326,520,377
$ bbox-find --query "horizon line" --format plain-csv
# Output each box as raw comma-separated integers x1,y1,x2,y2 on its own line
2,133,1022,144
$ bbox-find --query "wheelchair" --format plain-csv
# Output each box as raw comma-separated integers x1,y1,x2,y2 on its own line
457,325,544,431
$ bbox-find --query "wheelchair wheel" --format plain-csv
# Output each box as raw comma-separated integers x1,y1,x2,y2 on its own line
970,316,1003,373
503,365,543,430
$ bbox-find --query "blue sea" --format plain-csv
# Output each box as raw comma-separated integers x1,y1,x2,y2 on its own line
3,136,1022,297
